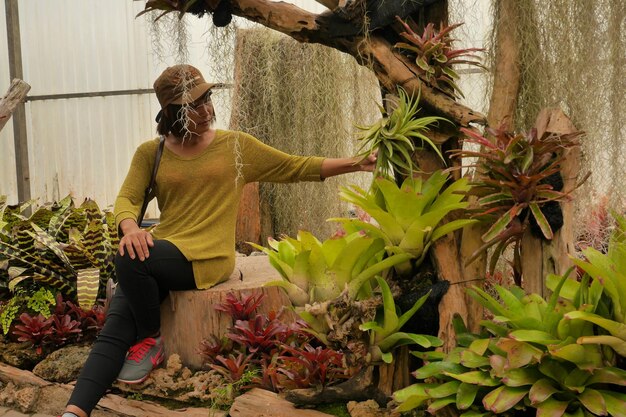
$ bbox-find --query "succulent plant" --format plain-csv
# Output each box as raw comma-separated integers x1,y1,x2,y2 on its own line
394,18,484,99
354,87,449,180
250,230,411,305
562,214,626,358
451,126,584,279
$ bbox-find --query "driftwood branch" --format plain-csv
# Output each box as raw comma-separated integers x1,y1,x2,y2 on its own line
313,0,345,10
151,0,486,126
0,79,30,133
284,366,388,407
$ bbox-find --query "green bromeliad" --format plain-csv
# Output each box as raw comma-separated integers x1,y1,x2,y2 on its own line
393,272,626,417
330,171,476,277
360,277,442,363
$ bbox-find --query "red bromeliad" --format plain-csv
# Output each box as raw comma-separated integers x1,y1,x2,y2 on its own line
451,125,585,280
395,17,484,99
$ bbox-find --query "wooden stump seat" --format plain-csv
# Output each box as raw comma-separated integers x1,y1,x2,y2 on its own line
160,255,294,369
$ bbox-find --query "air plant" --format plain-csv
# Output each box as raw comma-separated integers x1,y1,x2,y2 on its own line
354,87,449,180
394,18,484,99
136,0,232,25
452,126,585,280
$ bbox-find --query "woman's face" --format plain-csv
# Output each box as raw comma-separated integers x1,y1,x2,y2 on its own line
185,92,215,135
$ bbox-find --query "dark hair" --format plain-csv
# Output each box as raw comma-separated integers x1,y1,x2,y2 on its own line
156,90,213,137
156,104,186,137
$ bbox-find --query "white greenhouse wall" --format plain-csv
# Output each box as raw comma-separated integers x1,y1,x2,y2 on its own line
1,0,491,215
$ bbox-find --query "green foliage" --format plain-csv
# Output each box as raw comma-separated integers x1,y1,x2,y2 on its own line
0,298,20,334
251,230,411,344
26,287,55,318
393,273,626,416
360,277,442,363
559,213,626,357
355,87,448,180
452,126,584,277
0,195,118,310
331,171,476,277
251,230,411,306
394,18,484,99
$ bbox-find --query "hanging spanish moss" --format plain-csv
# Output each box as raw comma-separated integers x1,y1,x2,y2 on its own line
490,0,626,233
230,27,380,240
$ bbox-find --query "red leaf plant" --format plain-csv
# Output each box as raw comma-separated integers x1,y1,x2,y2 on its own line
451,125,585,282
214,292,265,321
50,314,82,346
227,313,291,354
12,313,54,354
208,352,255,383
275,343,349,389
395,17,484,98
199,334,233,365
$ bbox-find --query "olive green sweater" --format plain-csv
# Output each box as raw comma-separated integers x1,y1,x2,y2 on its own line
114,130,324,288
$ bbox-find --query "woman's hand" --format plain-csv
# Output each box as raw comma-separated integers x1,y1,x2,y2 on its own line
355,151,377,172
320,151,378,179
118,219,154,261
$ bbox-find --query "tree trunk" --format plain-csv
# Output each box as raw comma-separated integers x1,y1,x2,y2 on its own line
235,182,262,253
144,0,485,127
0,79,30,133
160,256,296,369
231,388,334,417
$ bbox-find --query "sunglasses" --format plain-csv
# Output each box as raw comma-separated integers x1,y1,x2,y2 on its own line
155,91,213,123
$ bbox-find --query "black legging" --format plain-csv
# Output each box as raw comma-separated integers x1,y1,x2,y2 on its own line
67,239,196,414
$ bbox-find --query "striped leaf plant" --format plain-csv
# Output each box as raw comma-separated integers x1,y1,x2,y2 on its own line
0,195,118,311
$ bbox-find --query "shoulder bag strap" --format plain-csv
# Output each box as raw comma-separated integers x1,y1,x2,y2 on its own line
136,135,166,227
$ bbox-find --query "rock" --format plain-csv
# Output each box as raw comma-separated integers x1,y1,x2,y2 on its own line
347,400,385,417
32,345,91,383
113,358,223,404
0,341,43,370
230,388,334,417
13,385,39,413
0,381,40,413
165,354,183,376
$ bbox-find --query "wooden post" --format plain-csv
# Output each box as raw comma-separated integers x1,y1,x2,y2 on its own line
520,108,580,295
0,79,30,133
5,0,31,202
460,0,522,329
